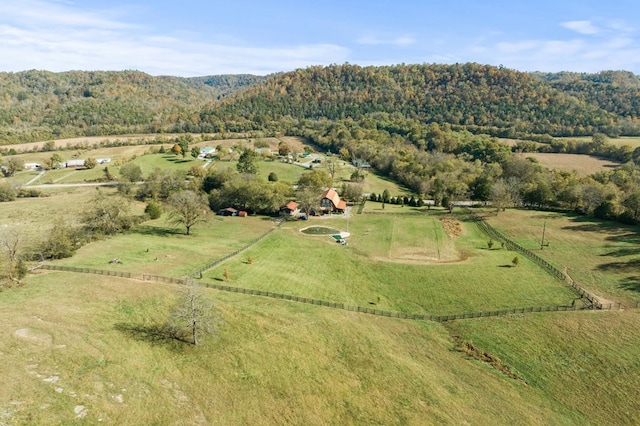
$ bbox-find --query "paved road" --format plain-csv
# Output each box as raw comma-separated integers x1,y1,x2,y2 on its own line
25,182,119,189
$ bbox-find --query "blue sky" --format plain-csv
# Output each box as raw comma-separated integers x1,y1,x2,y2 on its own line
1,0,639,76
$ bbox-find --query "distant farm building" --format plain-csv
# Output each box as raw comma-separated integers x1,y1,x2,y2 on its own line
352,158,371,168
97,158,111,164
319,188,347,214
199,147,216,158
64,159,86,168
24,163,42,170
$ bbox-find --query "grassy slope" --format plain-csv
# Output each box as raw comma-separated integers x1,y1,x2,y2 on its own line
483,209,640,304
0,272,578,425
446,310,640,425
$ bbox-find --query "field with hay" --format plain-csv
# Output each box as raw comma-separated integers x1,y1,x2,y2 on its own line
517,152,621,177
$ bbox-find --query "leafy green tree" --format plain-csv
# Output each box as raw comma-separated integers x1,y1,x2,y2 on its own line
39,219,83,259
145,201,162,219
82,191,134,237
119,162,143,182
191,146,201,159
178,136,191,158
297,187,321,217
84,157,97,169
167,190,209,235
298,169,332,190
3,157,24,176
237,149,260,174
136,168,186,201
512,256,520,267
0,182,16,202
268,172,278,182
278,141,291,156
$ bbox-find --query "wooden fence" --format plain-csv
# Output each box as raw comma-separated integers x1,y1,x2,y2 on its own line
36,263,627,322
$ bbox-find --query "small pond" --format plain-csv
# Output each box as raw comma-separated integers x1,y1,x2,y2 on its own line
300,226,340,235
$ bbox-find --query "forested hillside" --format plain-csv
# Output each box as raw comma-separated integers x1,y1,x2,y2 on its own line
533,70,640,125
3,64,640,145
204,63,640,138
0,70,264,144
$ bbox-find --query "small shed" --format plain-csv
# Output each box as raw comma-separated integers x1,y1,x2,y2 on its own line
280,201,300,217
238,211,248,217
218,207,238,216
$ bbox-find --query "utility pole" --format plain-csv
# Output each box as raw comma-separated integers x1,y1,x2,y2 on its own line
540,221,547,250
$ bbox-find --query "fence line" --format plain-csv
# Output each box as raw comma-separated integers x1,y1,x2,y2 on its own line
466,210,607,308
35,263,626,321
38,264,133,279
188,218,285,278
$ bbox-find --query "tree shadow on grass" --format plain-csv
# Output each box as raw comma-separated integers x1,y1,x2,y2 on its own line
596,258,640,274
130,225,184,237
619,276,640,294
114,322,188,350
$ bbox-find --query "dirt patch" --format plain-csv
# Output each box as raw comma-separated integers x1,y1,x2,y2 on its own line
14,328,53,345
440,217,463,238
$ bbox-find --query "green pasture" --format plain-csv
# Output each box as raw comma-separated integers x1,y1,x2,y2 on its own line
483,209,640,304
54,215,279,278
202,213,577,315
446,310,640,425
0,272,578,425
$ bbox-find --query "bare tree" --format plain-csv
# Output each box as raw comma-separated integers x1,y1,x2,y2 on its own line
0,227,23,283
168,280,216,345
167,190,209,235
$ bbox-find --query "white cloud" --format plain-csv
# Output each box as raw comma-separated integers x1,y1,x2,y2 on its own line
561,20,600,35
0,0,350,76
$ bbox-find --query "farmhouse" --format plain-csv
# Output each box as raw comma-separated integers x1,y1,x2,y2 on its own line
24,163,42,170
319,188,347,214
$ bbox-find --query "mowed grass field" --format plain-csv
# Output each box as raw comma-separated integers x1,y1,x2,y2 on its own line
202,211,576,315
483,209,640,305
